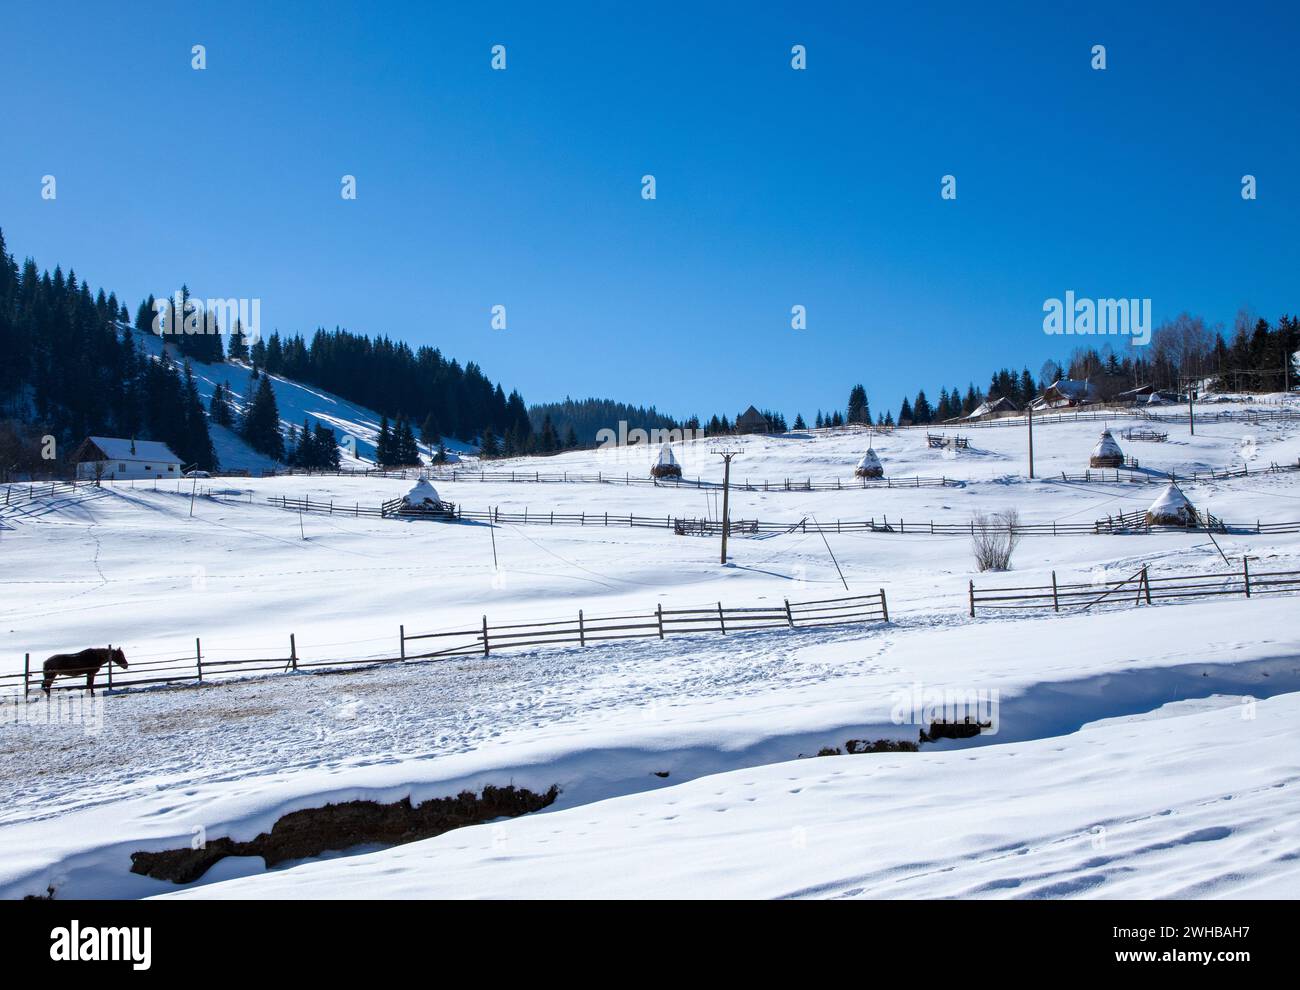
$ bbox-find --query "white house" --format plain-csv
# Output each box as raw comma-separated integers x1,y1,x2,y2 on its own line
72,436,183,481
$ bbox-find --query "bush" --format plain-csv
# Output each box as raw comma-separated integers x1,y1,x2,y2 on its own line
971,508,1021,571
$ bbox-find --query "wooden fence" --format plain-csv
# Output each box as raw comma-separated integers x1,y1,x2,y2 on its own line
261,494,1300,538
969,560,1300,615
399,592,888,660
1052,460,1298,486
265,465,957,491
927,433,969,449
941,405,1300,430
1,591,888,699
1123,429,1168,442
424,468,958,492
1,480,96,508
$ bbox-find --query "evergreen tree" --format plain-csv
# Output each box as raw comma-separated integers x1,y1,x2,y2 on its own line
134,295,156,333
241,373,284,459
913,390,933,424
539,413,558,453
375,416,394,467
847,384,869,424
226,318,250,362
396,416,420,465
479,426,500,458
209,381,234,428
315,422,342,470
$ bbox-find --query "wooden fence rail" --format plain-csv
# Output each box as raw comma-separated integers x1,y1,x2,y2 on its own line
1,480,97,509
260,494,1300,538
938,406,1300,431
969,561,1300,616
2,591,888,699
399,592,889,660
264,466,958,491
1053,460,1298,486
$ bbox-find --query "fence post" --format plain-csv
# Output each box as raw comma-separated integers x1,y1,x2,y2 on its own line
717,602,726,634
578,610,585,646
656,603,664,638
290,634,298,671
1143,566,1152,605
968,580,975,617
400,625,405,660
879,589,889,623
1051,571,1059,612
195,638,203,683
1243,557,1251,598
784,599,794,627
23,653,30,698
482,615,490,656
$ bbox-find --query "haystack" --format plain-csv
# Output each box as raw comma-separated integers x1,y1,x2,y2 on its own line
854,448,883,479
1089,429,1124,468
650,443,682,479
1145,483,1198,527
402,479,444,509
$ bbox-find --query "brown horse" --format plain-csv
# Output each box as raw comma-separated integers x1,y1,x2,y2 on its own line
42,647,128,695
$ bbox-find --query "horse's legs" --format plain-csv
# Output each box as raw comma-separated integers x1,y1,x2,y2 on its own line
87,670,96,695
41,676,51,696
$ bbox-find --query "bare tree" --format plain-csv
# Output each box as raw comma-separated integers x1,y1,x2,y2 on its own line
971,509,1022,571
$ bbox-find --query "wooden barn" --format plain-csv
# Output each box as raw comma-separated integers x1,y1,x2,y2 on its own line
1039,379,1100,408
735,406,771,434
964,396,1019,420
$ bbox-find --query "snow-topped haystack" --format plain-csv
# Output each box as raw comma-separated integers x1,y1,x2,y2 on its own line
1089,429,1124,468
402,479,443,508
650,443,682,479
854,448,884,478
397,478,455,518
1147,392,1166,406
1145,483,1198,527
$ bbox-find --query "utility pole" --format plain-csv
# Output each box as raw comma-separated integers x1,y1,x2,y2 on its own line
1027,404,1034,479
714,449,740,565
1188,384,1195,436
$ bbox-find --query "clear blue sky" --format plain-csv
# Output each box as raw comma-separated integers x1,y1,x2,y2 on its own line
2,1,1297,422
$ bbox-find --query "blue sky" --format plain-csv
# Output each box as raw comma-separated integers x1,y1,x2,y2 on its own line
2,1,1297,422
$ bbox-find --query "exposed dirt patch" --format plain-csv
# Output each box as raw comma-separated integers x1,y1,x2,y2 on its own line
920,720,990,743
807,738,920,757
129,783,560,884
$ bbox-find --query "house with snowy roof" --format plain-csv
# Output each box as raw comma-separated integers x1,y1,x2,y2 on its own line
71,436,183,481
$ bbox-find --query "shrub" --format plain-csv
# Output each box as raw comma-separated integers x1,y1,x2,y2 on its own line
971,508,1021,571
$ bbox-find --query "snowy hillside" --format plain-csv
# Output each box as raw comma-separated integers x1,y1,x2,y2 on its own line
2,398,1299,900
127,325,475,471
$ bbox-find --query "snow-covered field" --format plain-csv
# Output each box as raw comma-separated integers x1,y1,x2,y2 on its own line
2,397,1299,899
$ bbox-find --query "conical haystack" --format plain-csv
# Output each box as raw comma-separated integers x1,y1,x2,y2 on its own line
1089,429,1124,468
854,448,883,479
1145,482,1198,527
402,478,443,508
650,443,682,479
